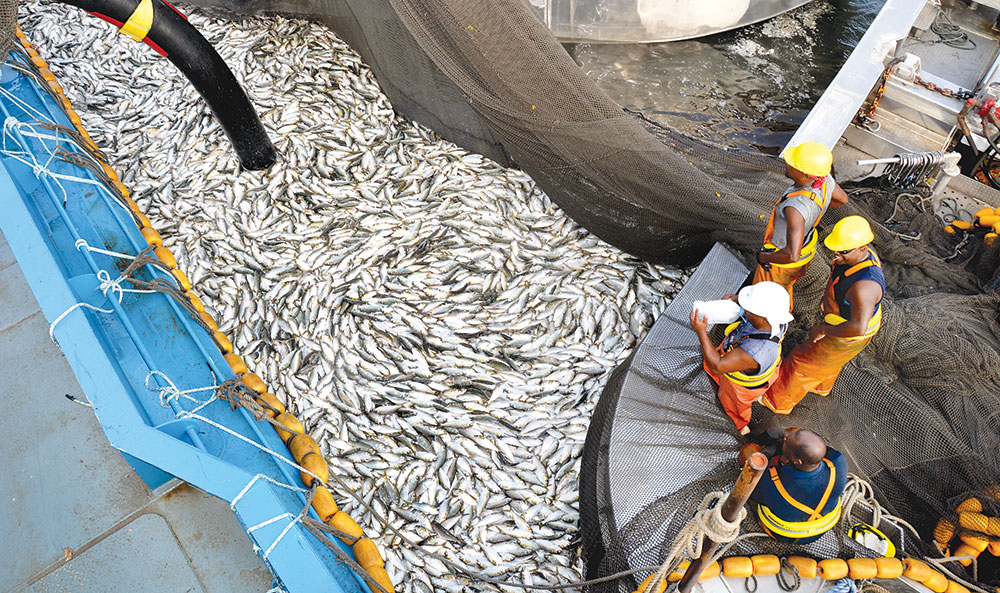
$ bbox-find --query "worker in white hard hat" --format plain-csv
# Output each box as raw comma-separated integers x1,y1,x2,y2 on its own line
690,281,794,435
755,142,848,308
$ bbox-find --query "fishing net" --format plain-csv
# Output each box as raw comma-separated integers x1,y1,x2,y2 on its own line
62,0,1000,588
580,239,1000,592
0,0,15,63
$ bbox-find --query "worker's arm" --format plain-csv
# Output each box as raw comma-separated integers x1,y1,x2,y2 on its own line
810,280,883,340
758,206,805,265
690,310,760,375
829,183,849,208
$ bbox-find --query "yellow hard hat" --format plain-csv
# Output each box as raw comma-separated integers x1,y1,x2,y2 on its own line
824,216,875,251
783,142,833,177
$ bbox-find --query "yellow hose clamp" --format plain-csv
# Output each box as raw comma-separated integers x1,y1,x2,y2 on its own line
120,0,154,42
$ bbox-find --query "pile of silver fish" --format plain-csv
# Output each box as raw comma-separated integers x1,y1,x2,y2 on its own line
21,5,687,591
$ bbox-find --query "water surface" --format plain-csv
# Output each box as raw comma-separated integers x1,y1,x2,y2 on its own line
569,0,884,152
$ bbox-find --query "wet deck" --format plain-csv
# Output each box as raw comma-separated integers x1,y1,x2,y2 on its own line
0,229,273,593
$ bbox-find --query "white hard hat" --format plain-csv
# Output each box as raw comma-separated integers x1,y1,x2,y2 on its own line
738,282,794,326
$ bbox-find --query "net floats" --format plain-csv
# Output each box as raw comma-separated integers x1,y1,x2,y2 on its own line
932,493,1000,568
944,206,1000,247
634,555,970,593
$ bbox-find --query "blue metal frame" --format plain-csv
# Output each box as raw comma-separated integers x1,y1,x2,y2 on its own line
0,55,370,593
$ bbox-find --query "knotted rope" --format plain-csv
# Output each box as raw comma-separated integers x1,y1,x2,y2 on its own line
828,577,858,593
215,377,273,422
639,491,746,593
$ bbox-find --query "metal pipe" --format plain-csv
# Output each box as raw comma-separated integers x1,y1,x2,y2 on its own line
677,452,769,593
856,157,908,166
856,152,961,167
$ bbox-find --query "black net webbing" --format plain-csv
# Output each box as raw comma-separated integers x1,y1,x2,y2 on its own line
194,0,790,263
99,0,1000,587
1,0,15,63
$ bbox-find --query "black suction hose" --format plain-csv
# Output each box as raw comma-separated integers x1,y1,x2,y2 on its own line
56,0,277,170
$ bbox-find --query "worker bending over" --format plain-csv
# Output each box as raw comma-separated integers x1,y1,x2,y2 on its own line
764,216,884,413
690,282,793,436
744,428,848,544
756,142,848,307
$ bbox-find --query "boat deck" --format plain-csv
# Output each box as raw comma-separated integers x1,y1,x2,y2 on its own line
1,229,273,593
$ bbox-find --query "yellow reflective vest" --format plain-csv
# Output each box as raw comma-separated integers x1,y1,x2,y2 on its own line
757,458,842,540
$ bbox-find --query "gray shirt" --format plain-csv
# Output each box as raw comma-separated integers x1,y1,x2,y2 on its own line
721,319,787,375
768,174,834,250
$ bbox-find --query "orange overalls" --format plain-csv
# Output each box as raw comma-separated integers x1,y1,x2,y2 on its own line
704,321,784,432
753,179,830,308
764,249,884,413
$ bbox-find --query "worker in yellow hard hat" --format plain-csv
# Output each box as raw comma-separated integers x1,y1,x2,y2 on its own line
763,216,885,413
755,142,848,308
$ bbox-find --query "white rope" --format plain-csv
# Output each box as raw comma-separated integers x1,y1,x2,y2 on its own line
708,531,771,565
75,238,136,260
141,372,311,558
141,372,318,490
247,512,302,557
48,301,114,343
231,472,313,559
926,556,986,593
638,491,746,593
147,373,323,496
231,473,309,511
3,118,79,204
841,474,921,540
266,513,305,558
0,86,57,124
177,410,322,483
232,476,310,557
96,269,156,303
143,371,216,409
841,475,991,593
1,118,130,213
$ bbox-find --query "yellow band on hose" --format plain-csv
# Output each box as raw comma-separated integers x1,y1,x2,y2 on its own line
120,0,154,42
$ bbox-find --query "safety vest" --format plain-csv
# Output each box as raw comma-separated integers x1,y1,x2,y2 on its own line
757,459,842,539
721,322,781,388
821,248,885,337
761,180,828,269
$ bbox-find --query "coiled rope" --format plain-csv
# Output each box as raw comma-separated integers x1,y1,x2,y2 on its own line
637,491,747,593
840,475,989,593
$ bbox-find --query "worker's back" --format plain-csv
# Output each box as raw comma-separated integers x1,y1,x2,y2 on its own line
751,446,848,544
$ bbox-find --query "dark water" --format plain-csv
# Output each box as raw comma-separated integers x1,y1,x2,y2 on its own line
568,0,884,153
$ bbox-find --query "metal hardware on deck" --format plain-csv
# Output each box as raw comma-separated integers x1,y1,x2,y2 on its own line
858,151,961,196
891,54,921,84
677,452,768,593
789,0,927,151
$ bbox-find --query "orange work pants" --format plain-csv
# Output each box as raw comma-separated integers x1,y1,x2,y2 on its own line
704,360,774,432
764,333,873,414
753,261,809,310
